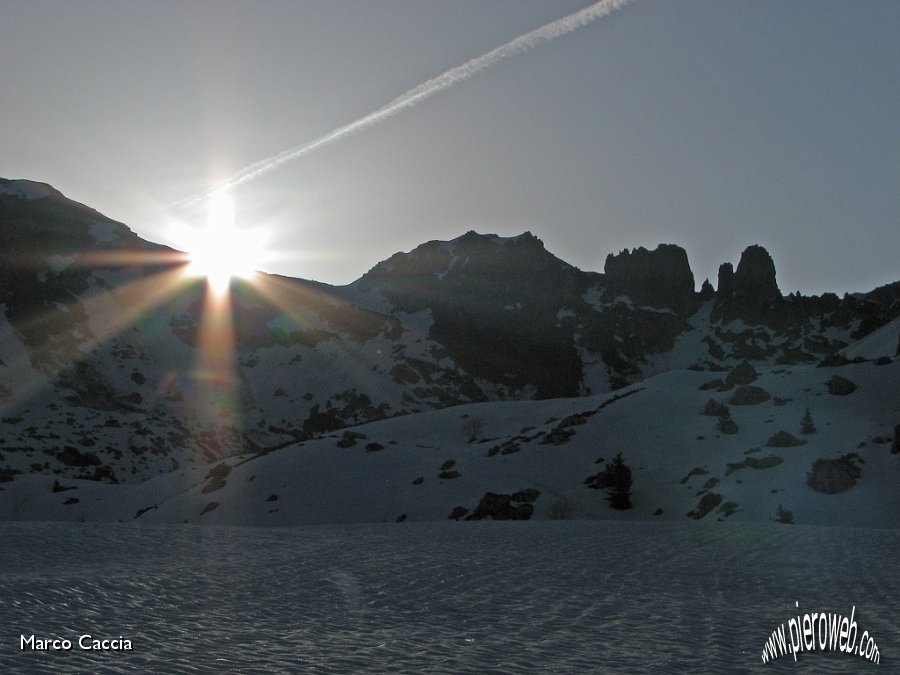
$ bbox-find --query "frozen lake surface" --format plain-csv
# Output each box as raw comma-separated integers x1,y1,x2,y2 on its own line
1,521,897,673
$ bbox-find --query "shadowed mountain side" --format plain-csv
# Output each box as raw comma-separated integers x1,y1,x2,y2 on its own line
352,232,588,398
0,178,898,488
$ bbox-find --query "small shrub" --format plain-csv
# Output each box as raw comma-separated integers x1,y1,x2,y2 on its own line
548,499,573,520
604,453,633,510
775,505,794,524
716,410,739,434
800,408,816,435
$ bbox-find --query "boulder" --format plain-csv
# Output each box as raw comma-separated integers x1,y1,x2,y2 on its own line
826,375,857,396
766,431,806,448
807,455,861,494
465,490,537,520
729,385,771,406
725,360,759,387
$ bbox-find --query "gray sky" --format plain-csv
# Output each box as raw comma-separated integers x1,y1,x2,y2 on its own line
2,0,897,294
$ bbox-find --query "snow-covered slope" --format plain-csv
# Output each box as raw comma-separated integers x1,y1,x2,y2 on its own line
842,316,900,360
3,358,896,527
1,178,898,525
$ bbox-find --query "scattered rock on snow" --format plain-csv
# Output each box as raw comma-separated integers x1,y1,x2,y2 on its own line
826,375,857,396
465,490,538,520
688,492,722,519
729,385,771,406
725,360,759,387
766,431,806,448
807,455,861,494
448,506,468,520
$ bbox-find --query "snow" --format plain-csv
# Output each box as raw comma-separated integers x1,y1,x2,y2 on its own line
843,317,900,360
395,308,434,335
3,359,896,528
47,254,75,273
0,520,895,672
89,221,121,244
582,284,605,312
0,304,52,409
0,179,51,199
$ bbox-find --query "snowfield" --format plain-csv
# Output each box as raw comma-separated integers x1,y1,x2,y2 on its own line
2,359,897,528
1,521,896,673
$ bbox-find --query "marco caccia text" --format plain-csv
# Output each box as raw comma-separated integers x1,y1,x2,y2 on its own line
21,634,133,651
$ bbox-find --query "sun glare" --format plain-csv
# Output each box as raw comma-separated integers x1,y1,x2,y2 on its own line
185,193,265,294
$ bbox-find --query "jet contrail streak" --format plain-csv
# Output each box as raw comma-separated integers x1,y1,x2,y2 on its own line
176,0,630,207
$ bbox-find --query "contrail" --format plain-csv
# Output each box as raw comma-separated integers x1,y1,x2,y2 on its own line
175,0,630,207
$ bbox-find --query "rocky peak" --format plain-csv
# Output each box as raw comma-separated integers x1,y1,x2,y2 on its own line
713,245,782,323
733,245,780,304
353,231,587,399
356,230,571,294
603,243,696,314
717,263,734,298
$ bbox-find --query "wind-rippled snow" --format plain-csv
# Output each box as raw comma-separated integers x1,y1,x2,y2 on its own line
1,521,897,673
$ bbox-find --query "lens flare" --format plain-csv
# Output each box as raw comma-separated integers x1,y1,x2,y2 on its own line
185,193,265,294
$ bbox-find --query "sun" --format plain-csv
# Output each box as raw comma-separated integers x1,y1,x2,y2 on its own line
184,193,265,294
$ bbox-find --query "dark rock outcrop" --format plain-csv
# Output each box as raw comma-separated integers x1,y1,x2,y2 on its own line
729,385,771,406
725,361,759,387
464,490,538,520
733,245,780,305
713,245,782,323
766,431,806,448
807,455,861,494
355,231,585,398
603,244,696,315
826,375,857,396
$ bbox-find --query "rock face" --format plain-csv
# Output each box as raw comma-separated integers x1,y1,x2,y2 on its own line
2,177,900,488
354,231,587,398
713,245,782,322
734,245,780,305
603,244,696,315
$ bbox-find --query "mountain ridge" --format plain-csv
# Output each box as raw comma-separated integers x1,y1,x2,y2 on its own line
0,178,897,526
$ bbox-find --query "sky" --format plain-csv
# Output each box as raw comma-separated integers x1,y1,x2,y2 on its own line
1,0,898,295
